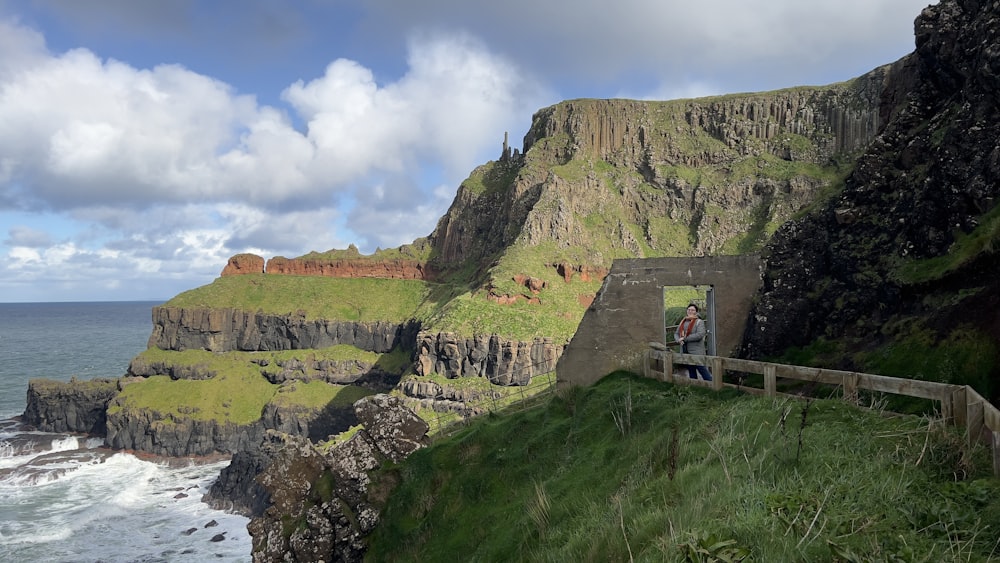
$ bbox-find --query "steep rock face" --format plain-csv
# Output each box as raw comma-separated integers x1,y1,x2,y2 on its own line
220,253,265,276
22,378,119,434
265,256,431,280
147,306,419,353
103,403,357,457
257,356,399,389
259,400,358,443
241,395,430,562
742,0,1000,360
202,447,272,516
414,331,563,385
104,405,267,457
427,74,891,274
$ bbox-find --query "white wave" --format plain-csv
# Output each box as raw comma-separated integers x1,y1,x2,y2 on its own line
0,451,251,561
49,435,79,452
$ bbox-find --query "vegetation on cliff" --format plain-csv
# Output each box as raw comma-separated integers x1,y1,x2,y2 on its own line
741,0,1000,404
164,275,434,323
111,346,387,424
167,72,882,344
368,372,1000,561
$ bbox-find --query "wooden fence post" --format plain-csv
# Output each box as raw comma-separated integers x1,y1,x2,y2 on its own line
993,431,1000,478
764,364,776,397
711,356,724,391
844,372,858,404
949,386,967,427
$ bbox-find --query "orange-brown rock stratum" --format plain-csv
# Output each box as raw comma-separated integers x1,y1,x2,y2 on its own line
265,256,431,280
221,253,266,276
219,253,432,280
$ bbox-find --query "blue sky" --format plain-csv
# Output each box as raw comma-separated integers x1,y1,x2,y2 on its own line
0,0,934,303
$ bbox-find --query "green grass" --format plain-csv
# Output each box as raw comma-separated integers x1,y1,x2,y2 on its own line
112,370,275,424
114,346,404,423
269,380,373,409
163,274,435,322
774,318,999,405
368,372,1000,562
893,203,1000,284
393,371,557,435
293,237,433,261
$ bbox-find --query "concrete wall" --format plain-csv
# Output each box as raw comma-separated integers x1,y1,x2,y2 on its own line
556,255,762,388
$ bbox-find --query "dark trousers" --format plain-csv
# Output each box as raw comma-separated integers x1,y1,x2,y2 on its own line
687,364,713,381
681,344,713,381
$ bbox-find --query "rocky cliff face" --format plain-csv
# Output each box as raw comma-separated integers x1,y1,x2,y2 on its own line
264,256,430,280
414,331,562,385
220,253,265,276
204,395,429,562
742,0,1000,370
22,378,119,434
426,74,892,275
147,306,419,353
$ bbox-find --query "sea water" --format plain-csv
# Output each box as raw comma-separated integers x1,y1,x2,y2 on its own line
0,302,251,562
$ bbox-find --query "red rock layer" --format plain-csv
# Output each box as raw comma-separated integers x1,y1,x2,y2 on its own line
264,256,431,280
221,253,266,276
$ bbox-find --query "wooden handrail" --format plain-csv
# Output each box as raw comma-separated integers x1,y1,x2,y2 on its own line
644,346,1000,476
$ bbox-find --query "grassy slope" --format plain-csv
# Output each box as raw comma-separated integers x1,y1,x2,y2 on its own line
368,372,1000,562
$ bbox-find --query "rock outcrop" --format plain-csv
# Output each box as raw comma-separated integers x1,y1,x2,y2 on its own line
424,72,890,279
147,307,419,353
414,331,563,385
220,253,266,276
742,0,1000,366
257,356,399,389
104,405,268,457
265,256,431,280
22,378,119,435
206,395,430,562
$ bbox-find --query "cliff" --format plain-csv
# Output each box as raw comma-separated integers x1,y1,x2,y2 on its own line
147,307,418,353
203,394,430,562
425,74,891,277
742,0,1000,399
22,378,118,435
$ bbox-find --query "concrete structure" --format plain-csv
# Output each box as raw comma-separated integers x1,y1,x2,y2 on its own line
556,255,763,388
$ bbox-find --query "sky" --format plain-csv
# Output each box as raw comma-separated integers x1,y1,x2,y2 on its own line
0,0,935,303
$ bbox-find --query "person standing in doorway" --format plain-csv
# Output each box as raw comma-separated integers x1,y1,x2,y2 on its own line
674,304,713,381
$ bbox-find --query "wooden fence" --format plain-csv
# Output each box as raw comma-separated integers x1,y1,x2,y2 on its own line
645,344,1000,476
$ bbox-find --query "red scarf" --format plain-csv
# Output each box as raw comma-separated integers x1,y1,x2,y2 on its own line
678,317,697,338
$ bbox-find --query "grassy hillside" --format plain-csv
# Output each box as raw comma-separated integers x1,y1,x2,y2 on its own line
367,372,1000,562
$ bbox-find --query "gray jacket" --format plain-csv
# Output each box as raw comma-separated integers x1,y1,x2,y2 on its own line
674,318,707,355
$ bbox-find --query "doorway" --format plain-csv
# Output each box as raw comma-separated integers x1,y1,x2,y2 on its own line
663,285,716,355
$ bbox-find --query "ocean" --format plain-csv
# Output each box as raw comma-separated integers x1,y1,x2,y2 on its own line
0,302,251,562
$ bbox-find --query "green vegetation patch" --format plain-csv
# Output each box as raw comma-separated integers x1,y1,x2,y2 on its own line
164,274,434,322
893,202,1000,284
294,238,433,262
269,380,372,410
393,372,557,435
421,242,604,340
776,319,998,403
112,370,274,424
115,345,403,423
369,372,1000,562
859,324,998,397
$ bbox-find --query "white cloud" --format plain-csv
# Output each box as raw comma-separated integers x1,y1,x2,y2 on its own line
0,16,542,300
